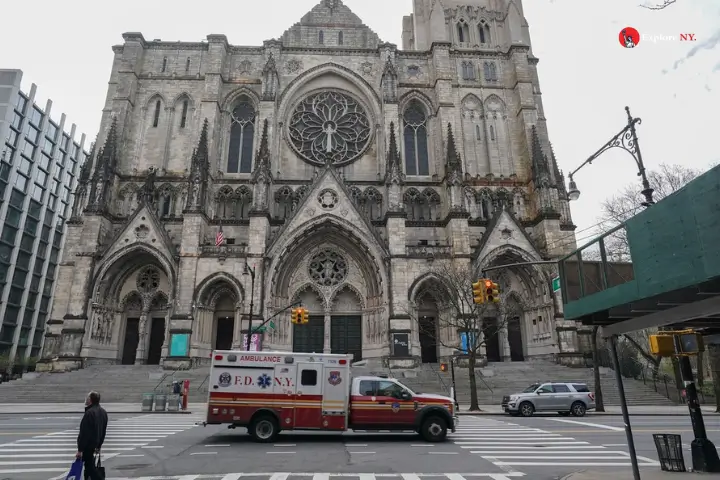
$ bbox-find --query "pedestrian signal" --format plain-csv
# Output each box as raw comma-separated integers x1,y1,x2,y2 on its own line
649,334,674,356
440,363,448,372
472,280,486,304
488,281,500,303
300,307,309,324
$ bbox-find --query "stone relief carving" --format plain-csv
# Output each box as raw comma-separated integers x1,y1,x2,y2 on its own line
285,59,303,74
360,62,374,77
317,189,338,210
134,225,149,239
407,65,422,79
91,307,115,344
137,267,161,294
237,59,253,75
309,249,348,287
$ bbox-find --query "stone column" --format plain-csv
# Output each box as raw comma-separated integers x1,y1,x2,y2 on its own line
324,312,332,354
501,325,510,362
135,307,150,364
232,306,243,349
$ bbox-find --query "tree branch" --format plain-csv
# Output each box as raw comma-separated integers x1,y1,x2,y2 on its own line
622,333,660,366
640,0,677,9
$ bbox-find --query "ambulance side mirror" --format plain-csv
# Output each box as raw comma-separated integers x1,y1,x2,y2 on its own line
400,391,412,401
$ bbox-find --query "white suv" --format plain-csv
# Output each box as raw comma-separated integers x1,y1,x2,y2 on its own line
502,382,596,417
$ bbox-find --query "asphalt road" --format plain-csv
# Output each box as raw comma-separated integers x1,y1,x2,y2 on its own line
0,412,717,480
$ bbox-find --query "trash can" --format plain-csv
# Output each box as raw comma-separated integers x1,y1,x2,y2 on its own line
166,394,180,412
141,393,154,412
154,394,168,412
653,433,686,472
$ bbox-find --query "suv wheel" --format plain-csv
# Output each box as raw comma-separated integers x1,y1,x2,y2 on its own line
519,401,535,417
571,401,587,417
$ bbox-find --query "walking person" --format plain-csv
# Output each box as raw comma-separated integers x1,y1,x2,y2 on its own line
75,391,108,480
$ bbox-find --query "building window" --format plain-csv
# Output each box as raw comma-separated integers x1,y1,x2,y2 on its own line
403,187,441,221
402,101,429,176
319,31,324,44
227,101,255,174
490,126,495,141
162,56,167,73
457,20,470,43
29,107,43,127
338,31,343,45
274,186,294,220
461,61,476,81
483,62,498,82
479,21,491,44
153,100,161,128
185,57,191,72
180,100,189,129
476,124,482,140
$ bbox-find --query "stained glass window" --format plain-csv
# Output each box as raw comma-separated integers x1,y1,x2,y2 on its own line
403,102,429,176
227,101,255,173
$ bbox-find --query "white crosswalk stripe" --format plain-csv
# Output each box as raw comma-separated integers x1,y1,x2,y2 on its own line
103,474,526,480
449,417,661,468
0,413,205,476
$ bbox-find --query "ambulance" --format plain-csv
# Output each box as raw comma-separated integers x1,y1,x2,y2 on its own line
205,350,457,443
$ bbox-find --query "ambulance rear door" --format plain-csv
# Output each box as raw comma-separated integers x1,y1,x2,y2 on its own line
273,364,296,429
322,364,349,430
294,362,323,428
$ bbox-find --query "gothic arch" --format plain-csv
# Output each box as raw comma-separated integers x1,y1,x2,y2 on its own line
398,90,435,117
150,291,169,310
221,87,261,112
194,272,245,308
290,282,327,311
504,291,527,313
461,93,483,109
171,92,195,108
267,216,388,303
478,245,547,297
277,63,382,121
206,287,238,310
144,92,167,110
92,244,176,306
329,283,366,310
407,272,452,304
484,94,506,111
120,291,145,311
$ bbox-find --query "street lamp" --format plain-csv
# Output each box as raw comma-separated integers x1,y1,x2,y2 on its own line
567,106,655,208
243,259,256,351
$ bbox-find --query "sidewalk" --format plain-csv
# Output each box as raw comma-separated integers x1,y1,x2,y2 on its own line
0,402,206,414
562,469,711,479
456,405,719,416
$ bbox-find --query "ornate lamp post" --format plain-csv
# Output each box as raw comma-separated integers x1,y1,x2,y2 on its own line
567,106,655,208
244,260,256,351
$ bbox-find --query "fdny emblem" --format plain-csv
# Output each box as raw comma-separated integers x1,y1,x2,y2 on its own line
391,402,401,413
218,372,232,388
328,371,342,386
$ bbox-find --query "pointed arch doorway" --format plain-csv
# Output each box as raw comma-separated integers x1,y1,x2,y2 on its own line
416,292,439,364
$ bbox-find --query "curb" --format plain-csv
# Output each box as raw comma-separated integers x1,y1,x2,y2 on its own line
456,412,716,417
0,410,194,415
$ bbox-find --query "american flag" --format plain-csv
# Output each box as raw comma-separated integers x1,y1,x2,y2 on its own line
215,224,225,247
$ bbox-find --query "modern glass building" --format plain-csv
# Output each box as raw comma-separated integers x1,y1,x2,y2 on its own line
0,69,89,364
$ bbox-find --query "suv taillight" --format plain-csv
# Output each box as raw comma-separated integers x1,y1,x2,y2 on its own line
588,392,595,401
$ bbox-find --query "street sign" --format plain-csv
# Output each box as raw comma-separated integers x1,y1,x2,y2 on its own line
268,321,276,330
552,276,561,292
254,326,267,333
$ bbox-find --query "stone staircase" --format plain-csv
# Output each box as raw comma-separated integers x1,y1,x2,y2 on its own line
389,359,678,407
0,359,678,406
0,365,211,403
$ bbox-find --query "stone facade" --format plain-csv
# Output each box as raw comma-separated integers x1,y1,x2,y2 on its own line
39,0,586,372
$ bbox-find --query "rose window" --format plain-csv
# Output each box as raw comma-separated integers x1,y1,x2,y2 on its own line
137,267,160,293
308,250,348,287
288,91,372,167
318,189,338,210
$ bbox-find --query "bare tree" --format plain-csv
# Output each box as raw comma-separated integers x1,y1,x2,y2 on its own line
596,163,703,261
404,261,517,411
640,0,677,9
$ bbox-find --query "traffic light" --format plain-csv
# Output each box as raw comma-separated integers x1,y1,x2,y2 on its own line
300,307,309,324
649,334,674,356
488,281,500,303
290,308,300,324
472,280,486,304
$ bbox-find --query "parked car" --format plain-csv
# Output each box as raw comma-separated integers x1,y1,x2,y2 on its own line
501,382,596,417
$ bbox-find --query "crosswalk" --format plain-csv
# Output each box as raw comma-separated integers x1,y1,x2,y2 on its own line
104,474,526,480
449,417,660,468
0,413,204,476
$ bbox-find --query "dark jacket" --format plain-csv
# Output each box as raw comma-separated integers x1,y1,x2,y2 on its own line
77,404,108,451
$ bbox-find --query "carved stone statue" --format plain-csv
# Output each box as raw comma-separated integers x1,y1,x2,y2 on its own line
142,167,157,204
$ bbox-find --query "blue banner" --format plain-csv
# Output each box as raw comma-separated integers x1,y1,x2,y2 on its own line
169,333,190,357
460,332,477,354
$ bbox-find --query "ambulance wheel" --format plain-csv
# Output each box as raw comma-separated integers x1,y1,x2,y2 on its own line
249,415,279,443
420,416,448,442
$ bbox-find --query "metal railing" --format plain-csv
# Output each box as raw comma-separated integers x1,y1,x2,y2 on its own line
428,362,450,395
197,374,210,393
153,373,171,392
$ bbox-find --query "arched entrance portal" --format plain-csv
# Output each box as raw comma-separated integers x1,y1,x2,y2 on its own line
330,286,363,363
292,285,325,354
214,295,235,351
507,316,524,361
416,292,439,364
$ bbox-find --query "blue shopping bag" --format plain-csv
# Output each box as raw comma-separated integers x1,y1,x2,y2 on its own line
65,459,83,480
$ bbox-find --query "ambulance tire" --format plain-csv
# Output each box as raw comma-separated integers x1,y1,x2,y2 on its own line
419,415,448,442
249,414,279,443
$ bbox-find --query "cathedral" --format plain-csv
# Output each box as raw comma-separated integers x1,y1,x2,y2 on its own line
40,0,586,372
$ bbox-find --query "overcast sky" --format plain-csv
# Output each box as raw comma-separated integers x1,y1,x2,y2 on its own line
0,0,717,248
